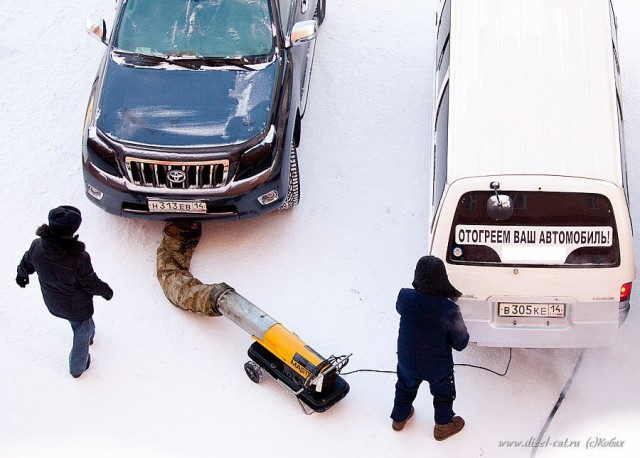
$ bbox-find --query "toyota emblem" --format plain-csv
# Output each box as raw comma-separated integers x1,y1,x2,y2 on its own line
167,169,187,184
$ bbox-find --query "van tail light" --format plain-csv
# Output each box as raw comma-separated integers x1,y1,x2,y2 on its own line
620,282,632,302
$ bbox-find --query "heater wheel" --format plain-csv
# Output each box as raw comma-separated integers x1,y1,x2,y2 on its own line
244,361,265,384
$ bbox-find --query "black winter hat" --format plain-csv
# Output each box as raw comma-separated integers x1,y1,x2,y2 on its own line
48,206,82,237
412,256,462,299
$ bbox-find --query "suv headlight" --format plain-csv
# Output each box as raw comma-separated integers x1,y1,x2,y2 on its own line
235,125,276,181
84,127,121,177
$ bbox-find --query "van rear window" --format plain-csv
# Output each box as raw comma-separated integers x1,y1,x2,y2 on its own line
447,192,620,267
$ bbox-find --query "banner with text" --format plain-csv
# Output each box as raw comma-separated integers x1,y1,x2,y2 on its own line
454,225,613,263
455,225,613,247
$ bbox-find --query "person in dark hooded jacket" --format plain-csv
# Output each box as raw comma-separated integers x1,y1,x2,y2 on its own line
16,206,113,378
390,256,469,441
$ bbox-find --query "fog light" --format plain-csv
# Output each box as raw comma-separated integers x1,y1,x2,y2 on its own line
257,190,279,206
87,185,103,200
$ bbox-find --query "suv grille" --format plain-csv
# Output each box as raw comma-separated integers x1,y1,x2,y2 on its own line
125,158,229,189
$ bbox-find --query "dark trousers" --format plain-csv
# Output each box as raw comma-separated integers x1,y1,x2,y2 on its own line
391,364,456,425
68,318,95,377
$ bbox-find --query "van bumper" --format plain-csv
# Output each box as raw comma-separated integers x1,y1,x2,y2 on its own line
619,298,631,326
458,298,620,348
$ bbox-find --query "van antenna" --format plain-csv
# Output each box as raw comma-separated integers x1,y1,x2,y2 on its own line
490,181,502,207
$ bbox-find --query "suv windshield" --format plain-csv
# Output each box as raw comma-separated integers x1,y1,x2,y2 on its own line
114,0,274,59
447,192,620,267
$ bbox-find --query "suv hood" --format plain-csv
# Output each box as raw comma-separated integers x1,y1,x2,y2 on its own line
96,57,277,147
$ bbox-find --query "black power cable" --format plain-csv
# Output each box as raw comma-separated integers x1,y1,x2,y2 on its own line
530,349,585,458
342,347,513,377
455,347,512,376
342,368,397,375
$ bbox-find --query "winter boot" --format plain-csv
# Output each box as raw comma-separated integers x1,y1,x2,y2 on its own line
434,415,464,441
72,354,90,379
392,406,414,431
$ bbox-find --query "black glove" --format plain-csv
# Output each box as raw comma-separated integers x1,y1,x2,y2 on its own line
16,275,29,288
103,287,113,301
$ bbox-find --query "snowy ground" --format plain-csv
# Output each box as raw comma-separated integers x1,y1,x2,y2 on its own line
2,1,640,457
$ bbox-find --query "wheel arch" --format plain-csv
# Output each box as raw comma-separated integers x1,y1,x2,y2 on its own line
293,111,302,148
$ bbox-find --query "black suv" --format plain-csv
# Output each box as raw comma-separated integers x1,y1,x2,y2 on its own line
83,0,325,220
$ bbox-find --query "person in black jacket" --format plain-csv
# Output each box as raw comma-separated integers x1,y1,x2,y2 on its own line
390,256,469,441
16,206,113,378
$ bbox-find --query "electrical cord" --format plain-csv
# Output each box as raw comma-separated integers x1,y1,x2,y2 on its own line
455,347,512,376
530,349,585,458
342,347,513,377
342,368,397,375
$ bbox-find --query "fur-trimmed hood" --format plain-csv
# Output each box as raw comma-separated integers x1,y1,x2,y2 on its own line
36,224,86,257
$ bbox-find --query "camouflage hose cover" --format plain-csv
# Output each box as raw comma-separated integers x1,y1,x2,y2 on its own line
156,221,221,316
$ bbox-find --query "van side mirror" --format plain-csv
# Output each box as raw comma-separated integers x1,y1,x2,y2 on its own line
288,20,318,47
85,16,107,45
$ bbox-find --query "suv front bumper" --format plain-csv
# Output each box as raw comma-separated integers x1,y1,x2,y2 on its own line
83,159,287,220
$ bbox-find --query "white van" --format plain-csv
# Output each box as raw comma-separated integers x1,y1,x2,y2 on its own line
428,0,635,348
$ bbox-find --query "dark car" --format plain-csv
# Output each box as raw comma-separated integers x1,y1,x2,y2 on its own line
83,0,326,220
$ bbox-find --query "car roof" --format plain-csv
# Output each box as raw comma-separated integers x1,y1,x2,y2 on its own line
445,0,622,186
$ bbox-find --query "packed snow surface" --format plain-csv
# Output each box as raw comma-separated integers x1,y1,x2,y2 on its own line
2,1,639,457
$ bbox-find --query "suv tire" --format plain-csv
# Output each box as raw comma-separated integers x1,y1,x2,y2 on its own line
279,142,300,210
